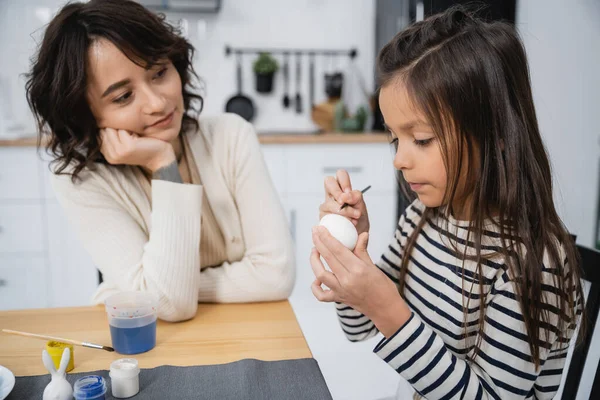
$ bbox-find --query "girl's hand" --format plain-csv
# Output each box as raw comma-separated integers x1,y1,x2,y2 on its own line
310,225,411,337
100,128,176,172
319,169,370,235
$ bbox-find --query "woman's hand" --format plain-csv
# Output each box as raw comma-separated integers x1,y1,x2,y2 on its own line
310,225,411,337
319,169,370,235
100,128,176,172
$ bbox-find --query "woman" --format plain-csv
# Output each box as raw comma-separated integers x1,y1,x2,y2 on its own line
26,0,294,322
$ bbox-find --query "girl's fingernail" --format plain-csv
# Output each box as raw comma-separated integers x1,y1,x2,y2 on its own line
344,188,351,193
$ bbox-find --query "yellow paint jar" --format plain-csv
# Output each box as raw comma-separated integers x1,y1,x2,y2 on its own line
46,341,75,372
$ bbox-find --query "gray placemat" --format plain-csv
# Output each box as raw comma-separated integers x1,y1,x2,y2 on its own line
8,358,332,400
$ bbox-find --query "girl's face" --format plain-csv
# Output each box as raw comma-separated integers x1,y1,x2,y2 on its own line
86,39,184,142
379,81,448,208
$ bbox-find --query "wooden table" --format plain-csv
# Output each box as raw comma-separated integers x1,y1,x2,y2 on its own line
0,301,312,377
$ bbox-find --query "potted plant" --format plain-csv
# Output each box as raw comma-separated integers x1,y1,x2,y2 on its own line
253,52,279,94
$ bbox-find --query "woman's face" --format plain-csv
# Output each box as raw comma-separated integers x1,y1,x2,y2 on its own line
86,39,184,142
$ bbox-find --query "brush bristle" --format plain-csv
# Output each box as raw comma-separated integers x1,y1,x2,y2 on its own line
103,346,115,352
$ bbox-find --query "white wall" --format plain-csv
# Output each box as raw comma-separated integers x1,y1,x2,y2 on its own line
517,0,600,247
186,0,375,132
517,2,600,398
0,1,50,137
0,0,375,136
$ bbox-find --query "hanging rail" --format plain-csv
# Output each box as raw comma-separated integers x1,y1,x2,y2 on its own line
225,46,357,58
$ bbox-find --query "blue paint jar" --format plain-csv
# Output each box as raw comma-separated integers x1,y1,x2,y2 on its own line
73,375,107,400
109,317,157,354
105,292,159,355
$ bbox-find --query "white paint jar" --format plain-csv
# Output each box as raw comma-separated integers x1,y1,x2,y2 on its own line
109,358,140,398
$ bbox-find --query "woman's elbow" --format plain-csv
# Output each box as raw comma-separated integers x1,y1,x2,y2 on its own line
269,275,294,300
268,258,295,300
157,299,198,322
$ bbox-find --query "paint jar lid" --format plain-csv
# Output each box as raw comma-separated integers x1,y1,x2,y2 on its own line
73,375,107,399
109,358,140,379
45,341,74,373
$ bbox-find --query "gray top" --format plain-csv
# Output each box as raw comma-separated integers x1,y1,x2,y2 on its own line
9,358,332,400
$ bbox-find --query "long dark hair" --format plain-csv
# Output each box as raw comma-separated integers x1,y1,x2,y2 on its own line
378,6,584,368
25,0,203,181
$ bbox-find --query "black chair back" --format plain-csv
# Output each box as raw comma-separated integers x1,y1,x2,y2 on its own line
562,244,600,399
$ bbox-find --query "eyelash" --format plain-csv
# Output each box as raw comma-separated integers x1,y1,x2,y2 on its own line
112,67,168,105
388,136,433,147
414,138,433,147
154,67,168,80
113,92,132,104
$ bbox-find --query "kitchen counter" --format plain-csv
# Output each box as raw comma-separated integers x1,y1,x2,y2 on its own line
258,132,390,144
0,132,389,147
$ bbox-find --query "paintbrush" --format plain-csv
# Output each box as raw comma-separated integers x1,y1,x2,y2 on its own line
339,185,371,211
2,329,114,352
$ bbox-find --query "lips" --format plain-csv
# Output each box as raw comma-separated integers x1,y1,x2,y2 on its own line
148,111,174,128
408,182,425,191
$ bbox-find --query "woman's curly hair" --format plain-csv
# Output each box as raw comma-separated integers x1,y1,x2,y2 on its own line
26,0,203,181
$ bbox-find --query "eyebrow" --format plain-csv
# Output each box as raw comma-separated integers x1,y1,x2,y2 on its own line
101,79,131,98
383,120,429,132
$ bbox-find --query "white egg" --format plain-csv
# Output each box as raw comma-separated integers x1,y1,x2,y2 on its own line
319,214,358,250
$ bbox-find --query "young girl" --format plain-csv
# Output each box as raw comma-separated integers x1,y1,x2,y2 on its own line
311,7,583,399
26,0,294,322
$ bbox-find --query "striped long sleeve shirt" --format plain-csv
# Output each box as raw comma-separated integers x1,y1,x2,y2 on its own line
336,200,578,399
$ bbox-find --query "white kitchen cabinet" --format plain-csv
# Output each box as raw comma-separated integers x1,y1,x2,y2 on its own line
260,141,401,399
364,193,399,261
0,147,43,200
260,144,287,197
0,203,45,254
0,255,48,310
0,148,98,310
283,194,321,301
45,201,98,307
262,142,399,290
285,143,396,195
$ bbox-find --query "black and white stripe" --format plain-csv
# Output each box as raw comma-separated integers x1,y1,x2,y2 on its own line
336,200,578,399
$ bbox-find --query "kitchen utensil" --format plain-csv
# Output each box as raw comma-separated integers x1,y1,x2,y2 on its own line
282,53,291,109
294,53,302,114
225,52,255,121
325,54,343,100
309,52,315,110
